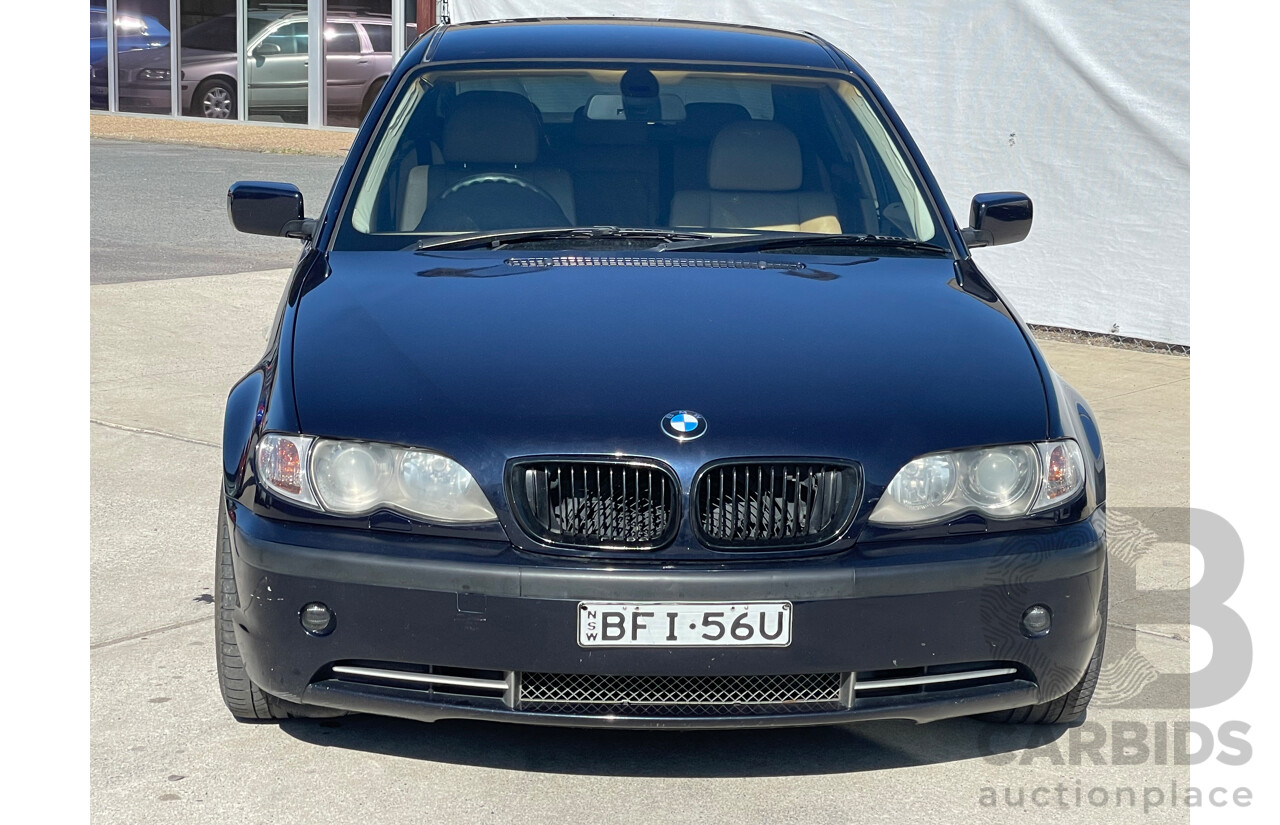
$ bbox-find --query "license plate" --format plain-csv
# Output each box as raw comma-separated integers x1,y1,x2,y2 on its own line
577,601,792,647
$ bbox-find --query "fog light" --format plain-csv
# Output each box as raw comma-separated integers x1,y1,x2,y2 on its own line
299,602,335,636
1022,604,1052,637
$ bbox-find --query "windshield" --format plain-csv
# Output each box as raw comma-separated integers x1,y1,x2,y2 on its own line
337,66,943,252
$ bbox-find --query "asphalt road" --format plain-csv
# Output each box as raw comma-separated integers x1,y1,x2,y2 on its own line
90,140,1194,824
90,139,342,284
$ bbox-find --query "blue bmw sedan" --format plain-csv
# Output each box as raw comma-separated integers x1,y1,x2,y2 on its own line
220,18,1107,729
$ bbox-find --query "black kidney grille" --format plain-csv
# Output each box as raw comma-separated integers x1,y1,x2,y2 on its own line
513,461,678,550
694,462,859,549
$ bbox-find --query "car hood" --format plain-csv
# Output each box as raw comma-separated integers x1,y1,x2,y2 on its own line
291,250,1048,487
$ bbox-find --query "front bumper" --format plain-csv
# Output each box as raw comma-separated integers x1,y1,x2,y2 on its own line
226,501,1106,728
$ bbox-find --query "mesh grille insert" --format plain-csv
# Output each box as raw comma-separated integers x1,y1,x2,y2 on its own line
693,462,860,550
519,672,845,717
510,459,679,550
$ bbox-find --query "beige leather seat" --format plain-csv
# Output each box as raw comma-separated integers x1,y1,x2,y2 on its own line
668,121,840,233
399,91,576,230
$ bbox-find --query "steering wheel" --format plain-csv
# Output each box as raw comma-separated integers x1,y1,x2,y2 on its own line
438,172,557,203
419,172,568,232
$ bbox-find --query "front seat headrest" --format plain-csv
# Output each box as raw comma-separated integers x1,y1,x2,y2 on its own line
442,91,541,164
708,121,803,192
681,102,751,139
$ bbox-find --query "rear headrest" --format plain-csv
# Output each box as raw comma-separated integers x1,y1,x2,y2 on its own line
681,103,751,139
708,121,802,192
442,91,540,164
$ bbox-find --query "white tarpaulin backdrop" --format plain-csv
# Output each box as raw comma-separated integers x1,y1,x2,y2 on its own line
449,1,1189,344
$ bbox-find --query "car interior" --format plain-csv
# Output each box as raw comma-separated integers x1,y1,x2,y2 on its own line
351,69,926,240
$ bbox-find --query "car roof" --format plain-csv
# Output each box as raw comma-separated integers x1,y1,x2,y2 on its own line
428,18,842,69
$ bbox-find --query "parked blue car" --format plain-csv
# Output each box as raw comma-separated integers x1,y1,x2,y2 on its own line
220,18,1107,731
89,5,169,66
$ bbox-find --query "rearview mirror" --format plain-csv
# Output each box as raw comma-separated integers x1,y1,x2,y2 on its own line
962,192,1032,248
585,93,686,122
252,42,282,58
227,181,314,239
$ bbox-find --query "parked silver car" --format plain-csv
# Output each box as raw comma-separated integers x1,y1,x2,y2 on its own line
91,10,397,123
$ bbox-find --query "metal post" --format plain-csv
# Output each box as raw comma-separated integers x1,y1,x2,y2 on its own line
392,1,405,63
106,0,119,112
169,0,181,116
236,0,247,121
308,0,324,126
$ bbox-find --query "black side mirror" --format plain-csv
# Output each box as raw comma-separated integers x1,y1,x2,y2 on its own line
227,181,314,239
961,192,1033,248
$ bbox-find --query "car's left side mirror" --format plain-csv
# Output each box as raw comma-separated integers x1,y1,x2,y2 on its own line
961,192,1032,248
227,181,315,240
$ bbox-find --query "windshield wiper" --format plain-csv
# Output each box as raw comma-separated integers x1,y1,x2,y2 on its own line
415,226,714,251
655,232,951,256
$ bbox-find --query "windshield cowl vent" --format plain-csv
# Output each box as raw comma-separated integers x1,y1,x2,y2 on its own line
504,256,806,270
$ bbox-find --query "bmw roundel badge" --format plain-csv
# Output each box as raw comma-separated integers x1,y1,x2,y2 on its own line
661,410,708,441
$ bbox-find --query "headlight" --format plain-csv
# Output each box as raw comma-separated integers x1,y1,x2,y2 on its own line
116,15,146,34
311,441,386,513
256,434,497,523
869,439,1085,525
137,68,170,81
256,434,317,507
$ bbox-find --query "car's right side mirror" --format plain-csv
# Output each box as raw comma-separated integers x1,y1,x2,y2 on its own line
961,192,1033,248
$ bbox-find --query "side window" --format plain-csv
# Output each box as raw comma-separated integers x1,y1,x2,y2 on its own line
816,89,881,235
364,24,392,54
262,21,307,55
834,82,937,241
325,22,361,55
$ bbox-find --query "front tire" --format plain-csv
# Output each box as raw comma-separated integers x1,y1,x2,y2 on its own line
193,78,235,119
215,507,343,721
